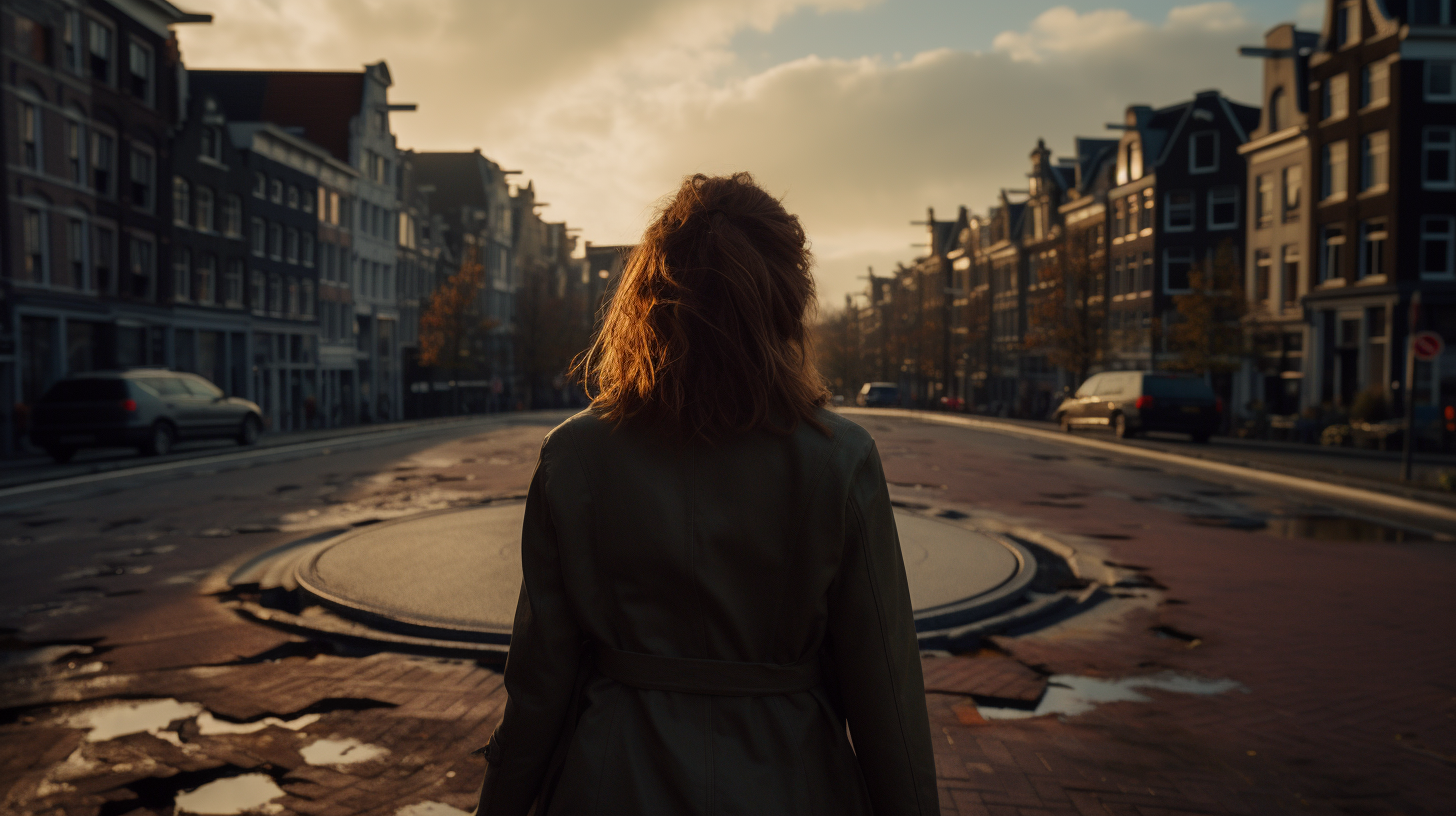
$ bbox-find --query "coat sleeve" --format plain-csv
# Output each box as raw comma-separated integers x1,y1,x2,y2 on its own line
826,442,940,815
476,440,584,816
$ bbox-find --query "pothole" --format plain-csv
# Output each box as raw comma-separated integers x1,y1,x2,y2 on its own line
976,672,1245,719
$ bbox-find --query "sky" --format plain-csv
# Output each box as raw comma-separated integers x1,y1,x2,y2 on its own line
175,0,1327,307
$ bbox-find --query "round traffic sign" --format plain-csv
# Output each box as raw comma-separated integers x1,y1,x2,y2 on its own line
1413,330,1444,361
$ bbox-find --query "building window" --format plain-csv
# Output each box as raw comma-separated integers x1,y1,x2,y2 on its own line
196,187,215,231
302,187,314,215
250,218,266,256
286,228,299,264
67,218,87,290
1428,61,1456,106
269,274,283,313
62,12,81,72
20,102,40,170
1166,191,1194,231
1421,216,1455,278
1255,174,1275,228
88,20,111,83
1254,249,1272,303
90,132,114,195
1414,0,1453,25
253,172,267,198
1359,219,1387,278
172,177,190,226
127,41,152,103
1113,198,1126,237
200,127,222,161
1334,2,1358,47
270,179,283,204
226,260,244,307
1190,131,1218,173
1282,165,1302,220
302,233,315,267
1322,141,1349,200
1268,87,1285,131
287,277,300,316
1319,225,1345,282
269,223,283,260
1208,187,1238,230
130,148,153,211
1423,127,1456,189
329,192,341,225
1281,245,1301,308
1125,140,1142,182
251,269,266,312
1164,249,1194,292
1361,60,1390,108
1323,74,1349,121
1124,195,1139,237
94,226,116,294
197,255,215,304
129,235,155,298
22,208,47,284
302,280,315,318
1361,131,1389,192
287,185,299,209
173,247,191,301
1139,188,1154,231
66,121,84,183
223,195,242,237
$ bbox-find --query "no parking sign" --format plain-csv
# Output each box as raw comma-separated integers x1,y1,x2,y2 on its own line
1413,331,1444,361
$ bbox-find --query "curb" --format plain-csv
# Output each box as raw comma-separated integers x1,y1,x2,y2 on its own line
844,408,1456,527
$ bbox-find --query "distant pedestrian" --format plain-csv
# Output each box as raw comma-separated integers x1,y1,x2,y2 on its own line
473,173,937,815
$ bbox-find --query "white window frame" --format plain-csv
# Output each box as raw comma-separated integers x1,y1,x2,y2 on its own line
250,269,266,313
269,223,283,260
250,218,266,257
128,233,156,299
270,179,283,204
129,145,154,212
285,228,299,264
90,129,115,197
1428,60,1456,102
172,176,190,227
225,260,244,308
302,233,315,267
197,255,215,304
20,99,41,171
1423,127,1456,189
1189,131,1219,174
195,186,214,232
287,185,299,209
253,172,267,198
174,246,191,301
1256,173,1275,228
22,206,49,285
62,11,83,74
1165,191,1195,232
1359,219,1387,279
1319,225,1346,283
1322,140,1349,201
1420,216,1456,280
126,38,153,107
65,117,85,184
66,216,90,291
1208,186,1239,231
224,194,242,237
1164,248,1195,294
87,17,113,85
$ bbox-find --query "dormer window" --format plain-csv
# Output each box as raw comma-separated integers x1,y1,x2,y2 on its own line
1190,131,1218,174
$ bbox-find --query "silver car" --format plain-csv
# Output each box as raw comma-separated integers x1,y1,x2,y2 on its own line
30,369,265,462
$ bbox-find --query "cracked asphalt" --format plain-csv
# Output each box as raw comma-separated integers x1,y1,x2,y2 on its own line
2,409,1453,815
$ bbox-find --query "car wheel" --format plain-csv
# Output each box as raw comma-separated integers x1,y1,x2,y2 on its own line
1114,413,1133,439
143,421,176,457
1058,414,1073,434
1191,432,1211,444
45,445,77,464
237,415,262,446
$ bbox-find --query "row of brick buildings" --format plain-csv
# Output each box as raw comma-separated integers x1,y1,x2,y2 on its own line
846,0,1456,427
2,0,623,455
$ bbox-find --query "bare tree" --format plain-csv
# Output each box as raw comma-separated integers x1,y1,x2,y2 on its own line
1164,240,1246,377
1024,229,1106,384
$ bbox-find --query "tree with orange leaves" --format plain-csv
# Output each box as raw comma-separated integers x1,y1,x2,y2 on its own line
419,247,497,395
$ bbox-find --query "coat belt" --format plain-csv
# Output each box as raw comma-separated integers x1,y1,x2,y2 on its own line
594,643,822,696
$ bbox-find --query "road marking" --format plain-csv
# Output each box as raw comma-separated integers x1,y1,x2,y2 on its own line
845,408,1456,526
0,417,508,501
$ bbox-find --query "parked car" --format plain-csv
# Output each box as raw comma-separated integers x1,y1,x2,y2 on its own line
857,382,900,407
1053,372,1221,442
30,369,265,462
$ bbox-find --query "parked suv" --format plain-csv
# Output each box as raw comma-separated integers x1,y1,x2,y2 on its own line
1054,372,1221,442
30,369,265,462
857,382,900,407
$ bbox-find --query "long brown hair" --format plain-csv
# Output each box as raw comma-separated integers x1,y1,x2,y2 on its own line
576,172,828,439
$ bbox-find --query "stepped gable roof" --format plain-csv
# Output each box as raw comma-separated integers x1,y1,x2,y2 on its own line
190,70,366,163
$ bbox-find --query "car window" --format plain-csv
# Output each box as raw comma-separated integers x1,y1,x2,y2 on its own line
136,377,191,397
1143,376,1216,399
1100,375,1124,396
1075,375,1101,398
40,379,129,402
182,377,224,399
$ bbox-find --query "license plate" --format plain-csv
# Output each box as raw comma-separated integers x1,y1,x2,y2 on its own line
1181,406,1200,413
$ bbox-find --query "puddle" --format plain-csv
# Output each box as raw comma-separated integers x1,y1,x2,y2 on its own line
173,773,284,815
395,804,471,816
1265,515,1439,542
977,672,1244,720
71,698,204,742
196,711,321,735
300,737,389,766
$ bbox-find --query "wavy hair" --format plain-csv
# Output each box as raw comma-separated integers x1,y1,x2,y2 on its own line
575,172,828,439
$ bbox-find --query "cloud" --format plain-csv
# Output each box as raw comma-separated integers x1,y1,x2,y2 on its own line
177,3,1264,305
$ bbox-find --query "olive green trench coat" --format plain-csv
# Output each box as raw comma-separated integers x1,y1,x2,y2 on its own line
476,409,938,815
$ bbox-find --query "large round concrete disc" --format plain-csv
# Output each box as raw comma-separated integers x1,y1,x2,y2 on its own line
302,504,1024,637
